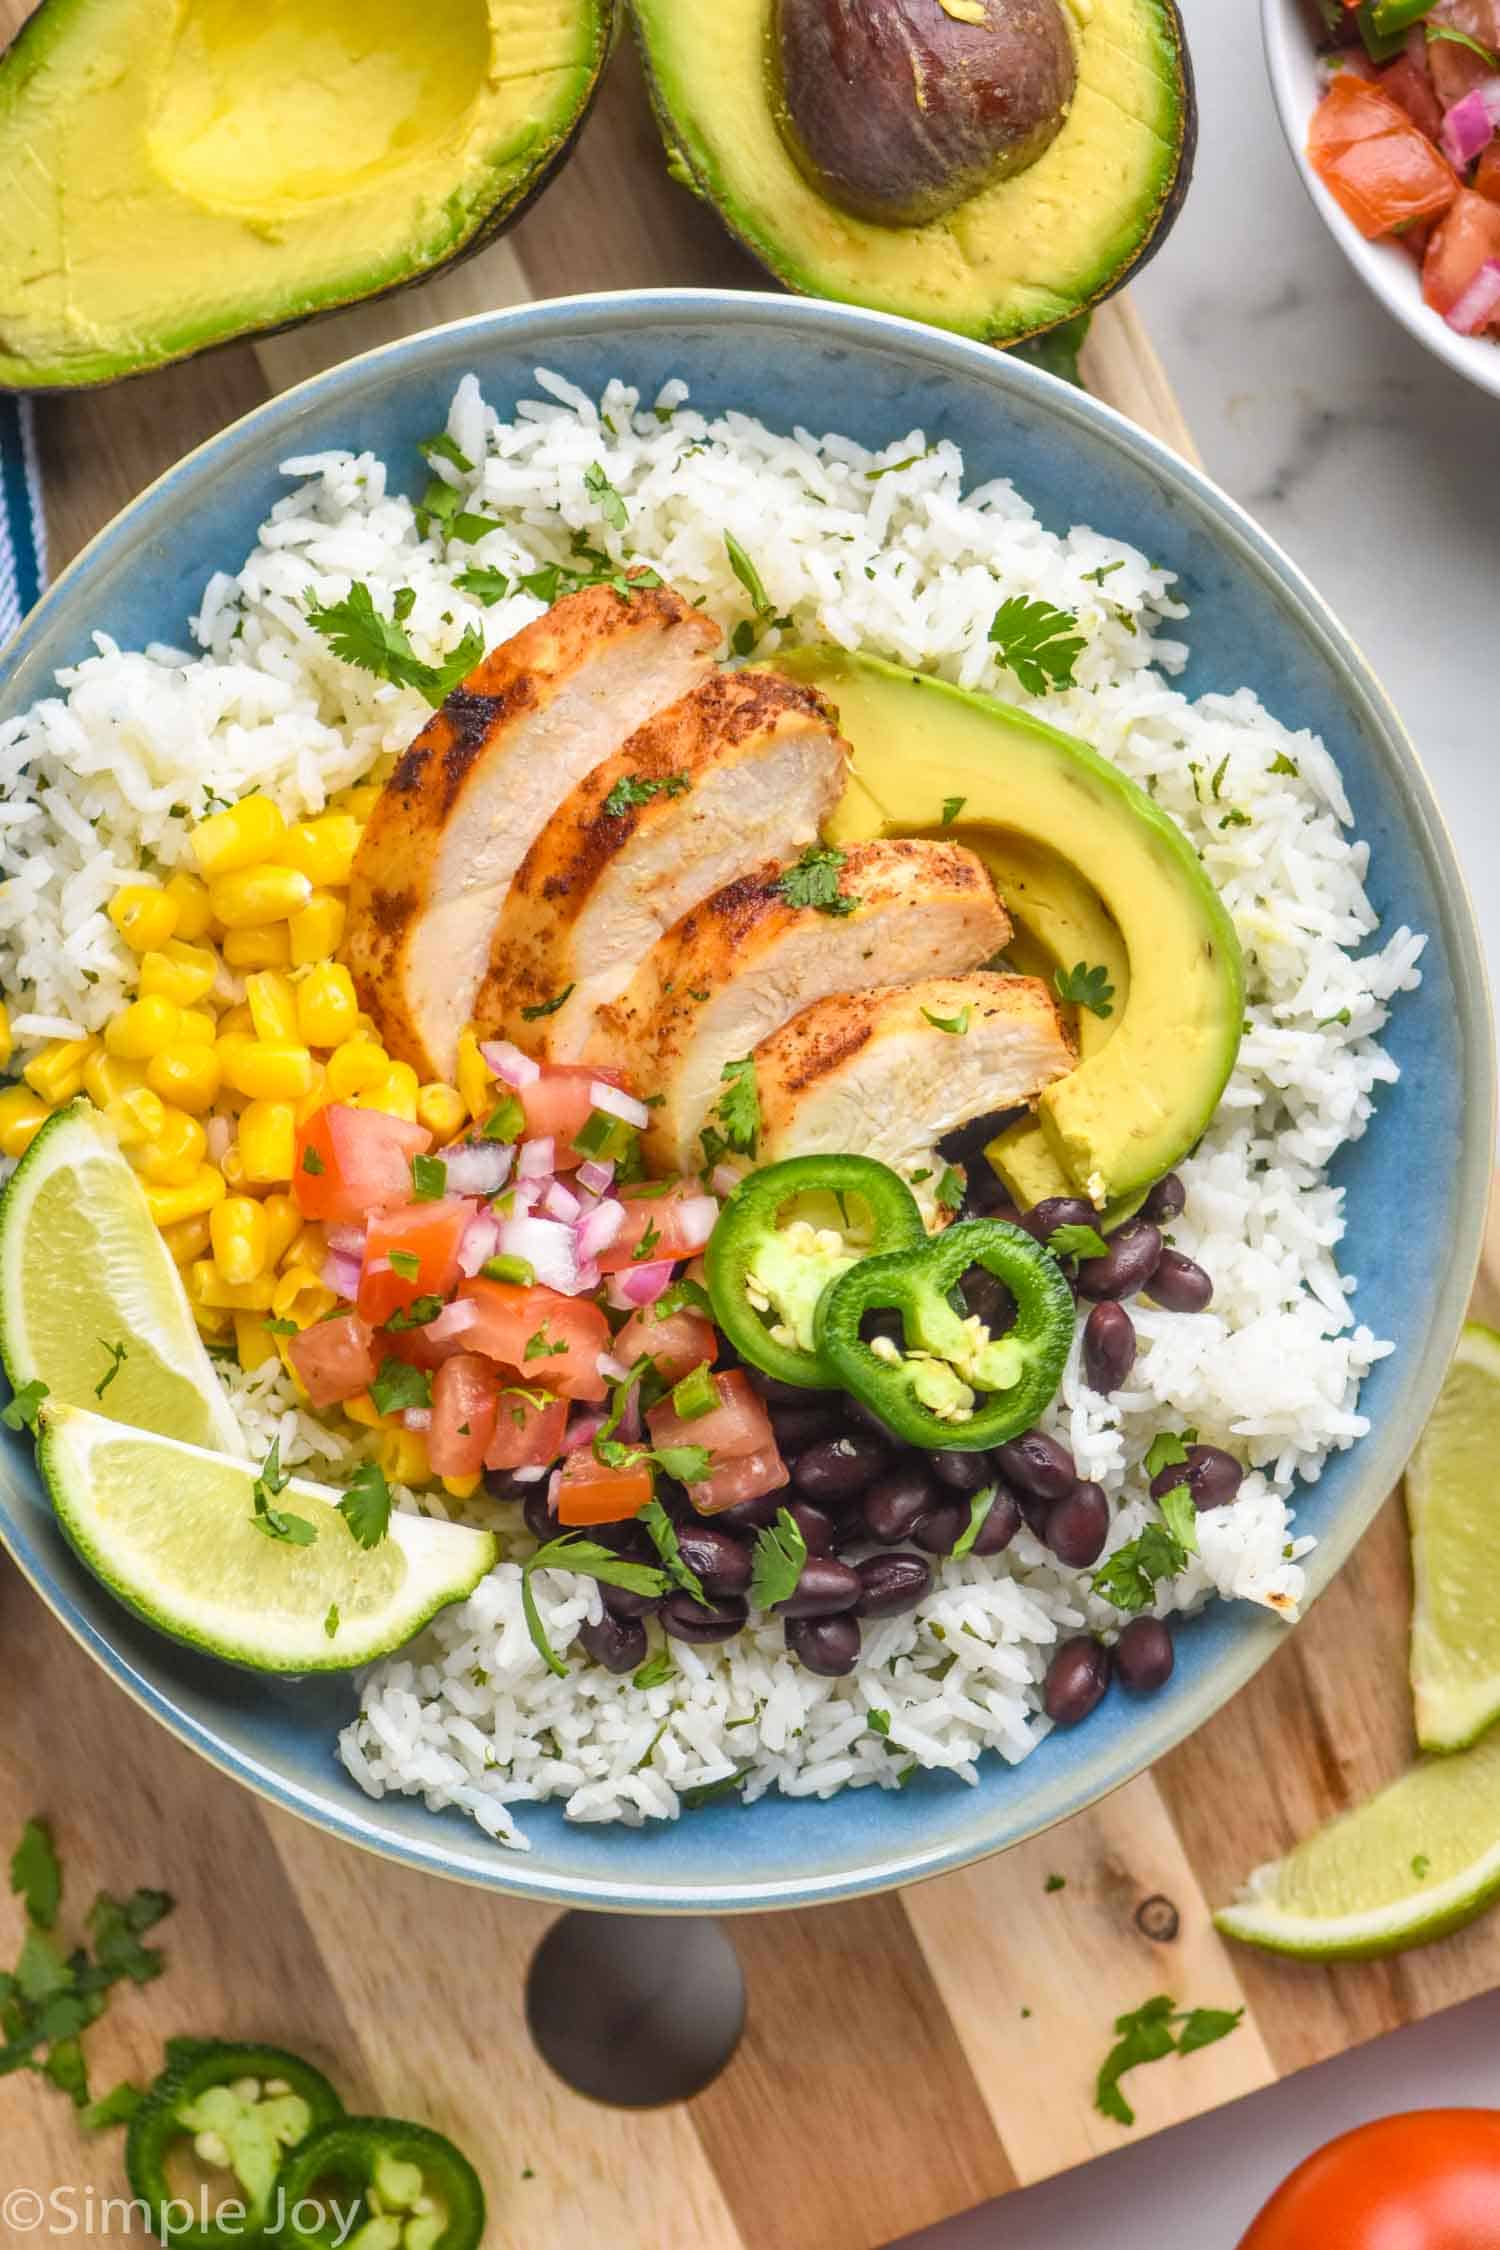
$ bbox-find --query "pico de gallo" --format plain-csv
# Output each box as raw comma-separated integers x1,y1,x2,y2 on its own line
1307,0,1500,336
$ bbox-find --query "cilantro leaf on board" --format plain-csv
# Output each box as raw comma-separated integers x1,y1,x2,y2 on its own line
10,1818,61,1930
1054,960,1116,1019
1095,1995,1245,2125
988,595,1086,695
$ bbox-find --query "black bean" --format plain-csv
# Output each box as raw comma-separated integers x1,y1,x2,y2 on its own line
674,1522,753,1598
786,1612,862,1677
711,1491,787,1532
842,1392,905,1444
932,1448,994,1493
1083,1301,1138,1394
854,1550,933,1617
1043,1480,1110,1568
1150,1444,1243,1511
1142,1172,1186,1223
520,1487,556,1542
744,1369,835,1408
968,1484,1022,1555
994,1430,1076,1503
861,1465,937,1544
1147,1249,1214,1315
938,1108,1022,1170
792,1433,889,1503
584,1515,650,1557
913,1502,969,1555
787,1500,837,1555
770,1403,849,1455
774,1554,862,1618
1043,1637,1112,1726
1076,1220,1163,1301
578,1609,647,1675
661,1591,747,1643
960,1264,1017,1334
1021,1195,1099,1246
1116,1615,1175,1693
601,1581,661,1621
959,1173,1019,1223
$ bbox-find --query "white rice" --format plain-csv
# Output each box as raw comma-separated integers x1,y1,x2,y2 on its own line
0,368,1422,1846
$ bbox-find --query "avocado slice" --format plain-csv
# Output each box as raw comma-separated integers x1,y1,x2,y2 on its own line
0,0,613,390
778,646,1243,1207
630,0,1195,344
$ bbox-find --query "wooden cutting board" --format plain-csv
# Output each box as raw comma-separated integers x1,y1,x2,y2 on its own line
4,17,1499,2248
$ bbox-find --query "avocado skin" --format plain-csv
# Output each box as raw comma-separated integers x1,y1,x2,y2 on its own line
778,644,1243,1208
0,0,615,393
631,0,1196,346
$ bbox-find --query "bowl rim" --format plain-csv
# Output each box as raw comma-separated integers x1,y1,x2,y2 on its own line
1261,0,1500,403
0,285,1492,1912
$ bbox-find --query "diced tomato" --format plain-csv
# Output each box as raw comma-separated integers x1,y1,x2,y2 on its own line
483,1389,568,1473
688,1444,791,1516
293,1105,433,1225
1379,53,1444,144
646,1368,773,1461
613,1303,719,1384
1475,142,1500,207
1427,0,1500,106
555,1449,654,1525
457,1279,611,1401
1423,186,1500,312
518,1065,630,1172
427,1354,500,1479
596,1182,717,1272
1308,71,1458,237
357,1199,471,1327
287,1312,380,1408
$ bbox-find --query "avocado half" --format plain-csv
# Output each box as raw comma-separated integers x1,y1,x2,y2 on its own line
630,0,1196,344
0,0,615,390
776,646,1243,1209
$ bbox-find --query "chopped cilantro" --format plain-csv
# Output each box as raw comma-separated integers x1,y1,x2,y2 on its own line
1219,809,1252,831
10,1817,61,1929
418,430,473,474
724,531,774,622
305,582,483,708
1055,960,1116,1019
602,771,690,820
369,1359,433,1417
865,447,933,480
338,1460,392,1549
385,1294,447,1332
2,1378,49,1431
262,1317,299,1336
583,461,629,532
639,1497,708,1605
1044,1872,1067,1893
1091,1495,1198,1614
300,1145,326,1176
524,1328,568,1362
749,1507,808,1609
1047,1222,1109,1261
632,1219,663,1263
934,1165,965,1215
249,1437,316,1547
324,1603,340,1640
1143,1427,1196,1480
92,1339,128,1401
921,1003,971,1037
989,595,1085,695
940,795,967,825
652,1442,713,1484
951,1486,998,1561
521,984,575,1022
774,842,856,918
654,1277,714,1321
1210,754,1230,800
632,1649,676,1691
453,565,511,606
1082,559,1125,586
1412,1854,1431,1878
482,1094,526,1142
1269,750,1300,777
523,1535,670,1677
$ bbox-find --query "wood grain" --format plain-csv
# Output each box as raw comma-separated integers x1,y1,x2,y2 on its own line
1,4,1495,2243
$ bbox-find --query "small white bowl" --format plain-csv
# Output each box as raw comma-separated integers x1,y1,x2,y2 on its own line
1262,0,1500,400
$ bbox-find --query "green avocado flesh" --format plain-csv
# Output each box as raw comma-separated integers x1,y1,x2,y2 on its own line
779,645,1243,1208
630,0,1192,342
0,0,612,389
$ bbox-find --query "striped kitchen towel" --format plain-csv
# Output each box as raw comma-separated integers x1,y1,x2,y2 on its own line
0,397,45,646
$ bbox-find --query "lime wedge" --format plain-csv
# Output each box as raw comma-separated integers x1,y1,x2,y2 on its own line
0,1101,244,1455
1408,1320,1500,1753
38,1404,497,1672
1214,1727,1500,1958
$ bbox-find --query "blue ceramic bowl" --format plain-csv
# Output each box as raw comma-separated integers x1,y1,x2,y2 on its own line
0,292,1490,1912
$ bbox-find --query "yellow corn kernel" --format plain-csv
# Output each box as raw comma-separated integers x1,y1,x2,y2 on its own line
261,1193,302,1267
146,1043,222,1115
133,1106,207,1187
189,1261,276,1313
210,1194,271,1286
279,813,361,888
107,884,177,954
325,1039,388,1099
295,962,357,1049
287,890,345,968
0,1085,49,1159
417,1082,467,1140
286,1223,326,1273
111,1085,169,1151
160,1213,212,1266
209,865,312,931
442,1472,482,1501
23,1036,96,1106
0,1003,12,1073
139,938,219,1008
143,1166,226,1227
223,924,291,971
233,1310,279,1373
237,1098,297,1184
191,794,286,880
83,1050,143,1104
221,1142,248,1188
353,1013,383,1043
294,1061,328,1124
193,1303,233,1343
377,1426,432,1487
217,1003,254,1038
271,1264,335,1326
357,1062,418,1123
343,1392,385,1429
245,970,299,1045
217,1038,314,1102
176,1007,218,1047
105,996,182,1061
164,870,213,942
456,1031,490,1122
336,783,383,821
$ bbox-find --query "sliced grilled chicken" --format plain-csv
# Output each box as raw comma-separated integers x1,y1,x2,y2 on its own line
590,840,1011,1172
343,582,720,1081
476,670,850,1061
754,975,1075,1202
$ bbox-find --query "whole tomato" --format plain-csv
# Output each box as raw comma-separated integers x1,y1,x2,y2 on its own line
1239,2112,1500,2249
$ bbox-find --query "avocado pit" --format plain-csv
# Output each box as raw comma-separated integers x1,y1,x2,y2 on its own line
771,0,1078,228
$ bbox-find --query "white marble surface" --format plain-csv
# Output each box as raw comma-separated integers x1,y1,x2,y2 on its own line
891,1,1500,2242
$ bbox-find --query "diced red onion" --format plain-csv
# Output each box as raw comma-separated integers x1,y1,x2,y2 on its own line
510,1177,542,1214
563,1410,607,1454
541,1179,582,1223
596,1351,630,1385
480,1039,540,1088
608,1258,675,1310
576,1159,615,1197
425,1298,481,1344
403,1407,433,1433
457,1210,500,1278
443,1142,514,1197
497,1212,579,1294
321,1248,363,1300
589,1080,650,1130
545,1466,562,1508
619,1389,643,1444
325,1222,367,1257
517,1136,555,1180
1445,256,1500,333
575,1259,602,1295
672,1195,720,1252
514,1463,550,1486
709,1162,743,1200
1441,82,1500,165
575,1199,627,1264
